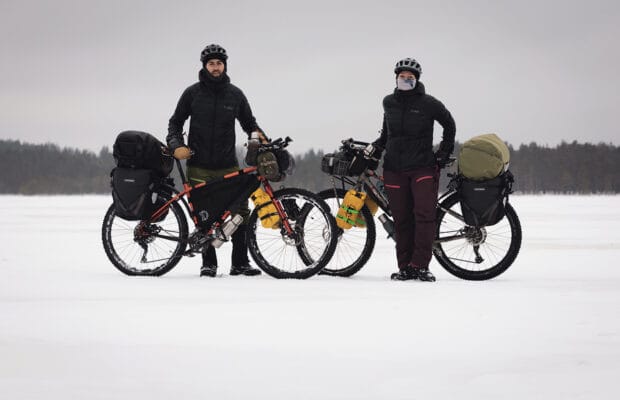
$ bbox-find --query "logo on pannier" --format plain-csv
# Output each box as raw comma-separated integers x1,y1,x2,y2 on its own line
199,210,209,222
123,178,136,183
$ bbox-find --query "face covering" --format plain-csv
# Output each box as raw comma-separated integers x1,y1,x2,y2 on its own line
396,77,416,91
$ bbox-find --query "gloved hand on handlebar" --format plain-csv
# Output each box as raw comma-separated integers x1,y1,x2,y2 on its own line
364,143,383,160
173,146,192,160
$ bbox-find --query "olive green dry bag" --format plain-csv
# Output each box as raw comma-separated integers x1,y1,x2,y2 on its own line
458,133,510,180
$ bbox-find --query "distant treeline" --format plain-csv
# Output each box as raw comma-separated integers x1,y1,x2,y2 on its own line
0,139,618,194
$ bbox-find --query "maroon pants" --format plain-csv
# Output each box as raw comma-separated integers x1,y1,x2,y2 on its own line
383,166,439,269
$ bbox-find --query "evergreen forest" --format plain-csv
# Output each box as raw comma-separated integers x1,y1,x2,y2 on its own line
0,139,618,194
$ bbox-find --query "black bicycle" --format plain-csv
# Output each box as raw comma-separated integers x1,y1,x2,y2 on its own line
102,137,338,279
318,139,522,280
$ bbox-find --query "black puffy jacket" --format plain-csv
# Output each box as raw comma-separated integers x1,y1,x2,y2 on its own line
375,82,456,172
167,69,262,169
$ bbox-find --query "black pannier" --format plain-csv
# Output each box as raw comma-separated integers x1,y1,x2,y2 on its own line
459,171,513,227
111,168,160,220
190,174,261,229
113,131,173,177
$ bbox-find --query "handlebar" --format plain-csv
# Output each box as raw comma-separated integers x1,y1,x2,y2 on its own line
258,136,292,152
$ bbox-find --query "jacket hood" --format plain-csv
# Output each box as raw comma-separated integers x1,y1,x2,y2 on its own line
199,68,231,88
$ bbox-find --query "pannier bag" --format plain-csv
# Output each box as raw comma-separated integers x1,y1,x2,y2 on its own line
190,174,260,229
111,168,159,220
113,131,173,177
458,133,510,180
250,188,281,229
459,174,510,227
321,152,352,176
336,189,367,229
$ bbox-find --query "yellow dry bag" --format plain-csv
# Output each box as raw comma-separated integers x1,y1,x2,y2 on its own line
336,190,367,229
250,188,280,229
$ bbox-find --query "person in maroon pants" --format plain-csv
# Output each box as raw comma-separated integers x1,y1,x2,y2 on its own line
373,57,456,281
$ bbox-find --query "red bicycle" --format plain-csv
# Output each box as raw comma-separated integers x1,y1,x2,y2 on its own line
101,138,338,279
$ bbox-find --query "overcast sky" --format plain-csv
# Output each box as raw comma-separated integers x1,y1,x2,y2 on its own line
1,0,618,154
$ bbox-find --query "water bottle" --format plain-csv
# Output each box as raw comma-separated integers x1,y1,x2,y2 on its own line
245,132,260,166
378,213,395,240
212,214,243,248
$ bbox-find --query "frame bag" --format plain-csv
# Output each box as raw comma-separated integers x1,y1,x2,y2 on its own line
191,174,261,229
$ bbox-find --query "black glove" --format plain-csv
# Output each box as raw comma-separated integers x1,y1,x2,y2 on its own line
434,150,451,169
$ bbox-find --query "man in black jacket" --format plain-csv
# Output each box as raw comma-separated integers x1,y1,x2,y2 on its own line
374,57,456,281
167,43,267,277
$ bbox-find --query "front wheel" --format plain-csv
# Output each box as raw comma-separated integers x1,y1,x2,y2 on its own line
247,188,338,279
101,190,189,276
316,188,376,277
433,192,522,280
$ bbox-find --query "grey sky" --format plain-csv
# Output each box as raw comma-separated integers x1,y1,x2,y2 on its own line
1,0,619,154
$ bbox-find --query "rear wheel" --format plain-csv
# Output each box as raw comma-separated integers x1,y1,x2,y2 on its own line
433,192,522,280
316,188,376,277
102,190,188,276
247,188,337,279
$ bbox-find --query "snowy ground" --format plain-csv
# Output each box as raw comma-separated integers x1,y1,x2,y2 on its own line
1,194,619,399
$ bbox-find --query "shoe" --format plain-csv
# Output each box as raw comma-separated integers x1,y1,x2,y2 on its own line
390,264,436,282
390,266,417,281
200,264,218,277
230,263,262,276
412,266,436,282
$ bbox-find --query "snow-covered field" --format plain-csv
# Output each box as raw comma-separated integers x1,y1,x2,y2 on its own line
1,195,619,399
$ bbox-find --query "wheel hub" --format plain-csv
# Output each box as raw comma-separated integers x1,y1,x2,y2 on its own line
134,223,160,245
465,226,487,246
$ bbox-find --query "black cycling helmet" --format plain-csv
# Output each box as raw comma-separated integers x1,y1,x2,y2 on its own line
394,58,422,79
200,44,228,64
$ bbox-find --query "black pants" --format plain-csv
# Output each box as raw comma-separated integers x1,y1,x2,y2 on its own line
188,165,250,267
383,166,439,269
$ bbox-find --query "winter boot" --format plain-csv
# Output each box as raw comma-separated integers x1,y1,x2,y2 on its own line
230,225,262,276
230,263,262,276
412,266,436,282
200,264,218,277
200,246,218,277
390,265,417,281
391,264,436,282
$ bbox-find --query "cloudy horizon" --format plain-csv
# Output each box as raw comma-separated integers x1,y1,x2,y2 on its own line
1,0,619,154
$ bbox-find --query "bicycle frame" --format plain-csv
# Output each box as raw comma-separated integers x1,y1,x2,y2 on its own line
326,165,469,246
147,158,295,245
